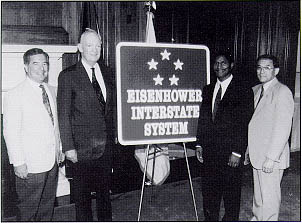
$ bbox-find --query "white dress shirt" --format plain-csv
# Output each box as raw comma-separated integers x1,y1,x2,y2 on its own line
82,59,107,102
212,74,233,113
28,78,56,117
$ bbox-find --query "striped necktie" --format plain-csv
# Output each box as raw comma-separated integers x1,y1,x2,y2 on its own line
91,68,106,106
39,84,54,125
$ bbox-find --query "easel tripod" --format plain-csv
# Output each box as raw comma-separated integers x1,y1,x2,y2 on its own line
137,142,199,221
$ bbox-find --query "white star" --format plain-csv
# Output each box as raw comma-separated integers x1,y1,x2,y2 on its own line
169,75,179,86
153,74,164,85
174,59,184,70
160,49,171,60
147,59,158,70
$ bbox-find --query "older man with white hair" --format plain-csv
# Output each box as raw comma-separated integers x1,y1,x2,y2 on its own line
57,29,115,221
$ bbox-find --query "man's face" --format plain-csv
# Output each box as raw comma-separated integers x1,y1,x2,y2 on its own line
25,54,49,83
213,55,233,81
78,32,102,66
257,59,279,83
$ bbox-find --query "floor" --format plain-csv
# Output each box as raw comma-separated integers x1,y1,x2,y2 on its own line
2,152,301,222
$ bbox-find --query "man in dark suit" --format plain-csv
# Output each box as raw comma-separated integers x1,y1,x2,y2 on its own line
195,52,254,221
57,28,115,221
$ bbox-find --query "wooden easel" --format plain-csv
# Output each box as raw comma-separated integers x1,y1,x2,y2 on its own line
137,142,199,221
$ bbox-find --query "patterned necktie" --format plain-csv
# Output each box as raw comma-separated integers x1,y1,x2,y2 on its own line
39,84,54,125
212,85,222,121
91,68,106,105
255,85,264,109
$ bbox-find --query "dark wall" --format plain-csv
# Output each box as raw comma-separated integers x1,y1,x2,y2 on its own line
154,1,300,90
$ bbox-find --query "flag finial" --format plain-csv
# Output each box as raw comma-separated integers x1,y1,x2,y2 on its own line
144,1,156,12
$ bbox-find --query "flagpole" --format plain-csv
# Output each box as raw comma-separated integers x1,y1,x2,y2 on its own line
138,3,157,221
144,1,156,43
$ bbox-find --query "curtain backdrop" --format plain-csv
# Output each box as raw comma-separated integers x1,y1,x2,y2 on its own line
80,1,299,92
155,1,299,90
79,1,300,150
232,1,299,91
81,2,146,73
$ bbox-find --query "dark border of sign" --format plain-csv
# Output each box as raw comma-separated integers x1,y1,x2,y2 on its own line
116,42,210,146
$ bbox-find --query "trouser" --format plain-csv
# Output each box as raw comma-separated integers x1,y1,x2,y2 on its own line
70,148,112,222
201,164,242,221
251,168,284,221
15,164,58,221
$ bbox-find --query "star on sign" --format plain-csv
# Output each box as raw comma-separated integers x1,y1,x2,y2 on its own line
160,49,171,60
153,74,164,85
147,59,158,70
174,59,184,70
169,74,179,86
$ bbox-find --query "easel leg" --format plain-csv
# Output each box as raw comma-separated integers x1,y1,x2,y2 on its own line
150,145,162,197
183,142,199,221
138,144,150,221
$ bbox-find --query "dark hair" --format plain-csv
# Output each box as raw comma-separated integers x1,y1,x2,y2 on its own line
214,51,234,65
23,48,49,65
256,54,279,68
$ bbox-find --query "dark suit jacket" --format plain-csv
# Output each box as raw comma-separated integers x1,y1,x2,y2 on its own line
57,61,115,161
196,77,254,166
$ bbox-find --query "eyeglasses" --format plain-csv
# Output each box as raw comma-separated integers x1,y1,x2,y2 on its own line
214,62,229,67
257,66,274,72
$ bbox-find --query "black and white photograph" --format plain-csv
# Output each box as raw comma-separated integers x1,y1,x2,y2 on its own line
1,1,300,222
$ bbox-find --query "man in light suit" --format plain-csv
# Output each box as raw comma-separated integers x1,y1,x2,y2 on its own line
57,28,115,221
3,48,62,221
245,54,294,221
196,52,254,221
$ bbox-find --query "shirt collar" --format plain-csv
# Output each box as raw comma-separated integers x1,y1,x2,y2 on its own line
27,77,44,89
262,77,276,91
216,74,233,89
81,59,99,71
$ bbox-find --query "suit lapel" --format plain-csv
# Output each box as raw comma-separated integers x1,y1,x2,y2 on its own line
221,79,235,102
219,78,236,110
98,63,113,115
46,84,61,160
24,79,42,105
207,84,215,112
253,78,279,115
253,85,262,109
99,63,112,105
76,62,104,112
46,85,58,126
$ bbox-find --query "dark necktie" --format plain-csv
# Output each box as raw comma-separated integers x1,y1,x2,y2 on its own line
255,85,264,109
212,85,222,121
39,84,54,125
91,68,106,105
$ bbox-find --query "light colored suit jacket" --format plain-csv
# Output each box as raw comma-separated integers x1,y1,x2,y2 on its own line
3,78,61,173
248,78,294,170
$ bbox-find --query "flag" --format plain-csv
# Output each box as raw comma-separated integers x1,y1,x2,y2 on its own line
146,11,156,43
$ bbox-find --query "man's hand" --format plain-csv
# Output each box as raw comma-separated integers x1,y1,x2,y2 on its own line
196,146,203,163
228,154,240,167
14,164,28,179
65,149,78,163
244,151,250,165
262,157,275,173
58,151,65,165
